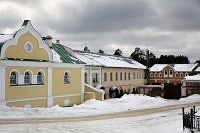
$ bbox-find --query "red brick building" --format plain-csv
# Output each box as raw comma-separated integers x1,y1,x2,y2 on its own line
149,64,198,85
182,74,200,97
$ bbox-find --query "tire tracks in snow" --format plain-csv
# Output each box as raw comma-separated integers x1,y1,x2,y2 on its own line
0,101,199,125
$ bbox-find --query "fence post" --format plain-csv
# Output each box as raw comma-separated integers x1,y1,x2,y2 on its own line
193,106,196,114
182,107,185,130
191,109,194,131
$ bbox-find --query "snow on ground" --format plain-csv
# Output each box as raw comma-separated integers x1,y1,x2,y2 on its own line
0,94,200,133
0,108,196,133
0,94,200,119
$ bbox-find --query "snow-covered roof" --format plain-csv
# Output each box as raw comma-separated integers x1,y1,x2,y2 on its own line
73,50,146,69
0,34,13,43
195,66,200,72
52,49,62,62
184,74,200,81
150,64,167,71
174,64,198,72
150,64,198,72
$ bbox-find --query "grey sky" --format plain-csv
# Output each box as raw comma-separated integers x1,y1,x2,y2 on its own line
0,0,200,62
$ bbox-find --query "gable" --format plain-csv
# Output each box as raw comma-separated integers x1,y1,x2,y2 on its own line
0,20,53,61
162,65,174,72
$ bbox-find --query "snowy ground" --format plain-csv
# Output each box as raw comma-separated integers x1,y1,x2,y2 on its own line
0,94,200,119
0,94,200,133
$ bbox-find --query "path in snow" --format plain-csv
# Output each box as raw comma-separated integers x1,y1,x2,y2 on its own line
0,101,200,125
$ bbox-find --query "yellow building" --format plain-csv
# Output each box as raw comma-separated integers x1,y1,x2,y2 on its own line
53,45,146,98
0,20,104,107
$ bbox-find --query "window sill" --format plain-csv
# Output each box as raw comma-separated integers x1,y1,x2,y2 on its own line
10,84,44,87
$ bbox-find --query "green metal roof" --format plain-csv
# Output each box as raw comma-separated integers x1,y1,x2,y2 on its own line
45,36,53,39
52,43,85,64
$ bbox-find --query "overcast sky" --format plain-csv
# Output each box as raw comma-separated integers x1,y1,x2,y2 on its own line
0,0,200,62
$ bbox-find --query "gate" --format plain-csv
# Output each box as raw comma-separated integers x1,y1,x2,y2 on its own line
164,83,181,99
182,106,200,132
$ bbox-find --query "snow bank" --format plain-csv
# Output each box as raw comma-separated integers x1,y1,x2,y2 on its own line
0,94,200,119
179,94,200,102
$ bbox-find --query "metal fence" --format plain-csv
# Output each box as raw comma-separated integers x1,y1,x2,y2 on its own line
182,106,200,132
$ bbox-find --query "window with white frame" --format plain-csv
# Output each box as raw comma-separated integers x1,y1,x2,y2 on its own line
92,73,98,83
64,71,70,84
133,72,135,79
139,73,141,79
176,73,179,77
164,69,168,77
124,72,126,80
116,72,118,81
10,71,18,85
104,72,107,81
154,73,157,77
169,69,173,77
37,71,44,84
128,72,130,80
150,73,153,77
180,73,183,78
159,73,162,77
142,72,145,79
110,72,113,81
24,71,32,84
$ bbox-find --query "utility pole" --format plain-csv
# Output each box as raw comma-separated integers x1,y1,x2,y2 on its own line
146,46,150,85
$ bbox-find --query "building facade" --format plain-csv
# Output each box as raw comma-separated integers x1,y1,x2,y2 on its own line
66,49,146,98
0,20,104,107
149,64,198,85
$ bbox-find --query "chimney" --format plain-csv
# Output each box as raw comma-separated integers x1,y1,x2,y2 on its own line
56,40,60,44
44,35,53,47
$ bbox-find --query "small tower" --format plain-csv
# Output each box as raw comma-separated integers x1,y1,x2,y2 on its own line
44,36,53,47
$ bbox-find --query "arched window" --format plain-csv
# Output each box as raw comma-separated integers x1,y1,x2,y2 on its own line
37,71,44,84
64,71,70,84
24,71,31,84
10,71,18,85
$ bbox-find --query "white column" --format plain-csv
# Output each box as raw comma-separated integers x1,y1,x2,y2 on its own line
90,68,92,86
18,75,24,85
81,67,85,103
47,67,53,107
0,66,6,106
32,75,37,84
99,68,102,85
